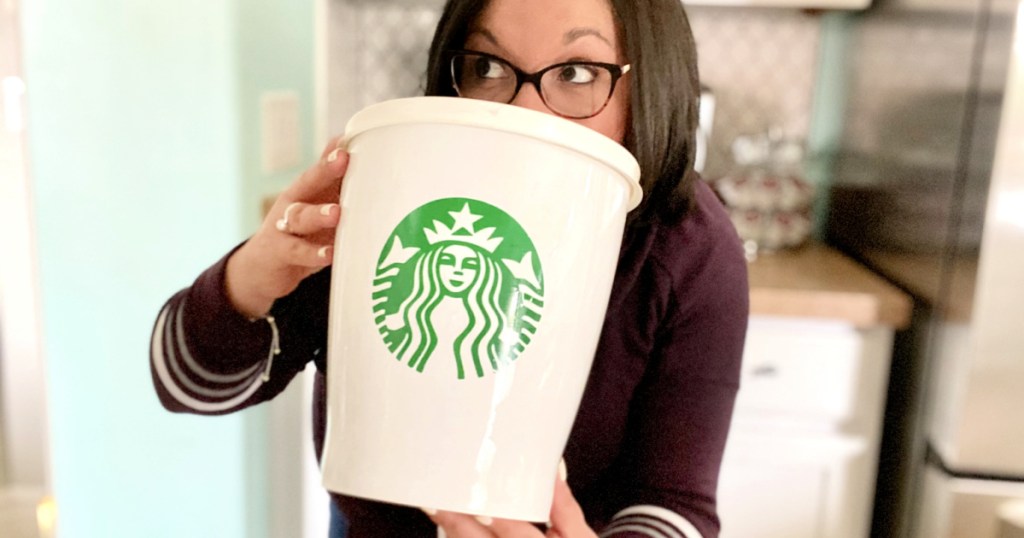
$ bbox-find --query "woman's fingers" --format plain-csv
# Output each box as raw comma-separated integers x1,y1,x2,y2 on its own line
428,511,495,538
222,137,348,318
487,517,547,537
546,478,597,538
422,460,586,538
283,140,349,203
319,135,345,160
427,510,545,538
274,202,341,237
276,233,333,268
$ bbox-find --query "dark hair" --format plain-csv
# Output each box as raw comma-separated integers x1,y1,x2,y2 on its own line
424,0,701,227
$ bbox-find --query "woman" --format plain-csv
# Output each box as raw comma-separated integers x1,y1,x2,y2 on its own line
150,0,748,536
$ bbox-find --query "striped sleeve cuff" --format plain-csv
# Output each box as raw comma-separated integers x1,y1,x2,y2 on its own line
151,296,276,414
600,505,705,538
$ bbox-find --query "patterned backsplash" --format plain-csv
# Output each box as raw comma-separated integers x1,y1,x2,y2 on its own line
327,1,825,179
688,6,821,178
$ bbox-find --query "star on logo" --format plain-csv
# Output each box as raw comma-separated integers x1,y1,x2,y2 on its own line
449,203,483,234
379,236,420,268
502,252,541,289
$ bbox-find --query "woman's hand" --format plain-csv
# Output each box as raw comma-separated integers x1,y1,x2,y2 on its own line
426,468,597,538
225,137,350,318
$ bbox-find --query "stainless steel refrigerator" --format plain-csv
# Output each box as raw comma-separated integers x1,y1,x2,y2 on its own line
825,0,1024,536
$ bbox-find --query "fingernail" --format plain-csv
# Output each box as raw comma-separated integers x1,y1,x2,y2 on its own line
326,147,340,163
318,246,330,259
558,458,568,482
421,507,437,516
475,516,493,526
320,204,335,216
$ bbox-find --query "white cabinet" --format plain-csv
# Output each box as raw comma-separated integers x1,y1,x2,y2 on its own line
718,316,895,538
736,321,866,423
720,433,872,538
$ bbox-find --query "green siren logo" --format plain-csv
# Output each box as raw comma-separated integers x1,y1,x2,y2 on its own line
372,198,544,379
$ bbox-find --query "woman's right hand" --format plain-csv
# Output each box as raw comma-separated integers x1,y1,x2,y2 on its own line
225,137,350,319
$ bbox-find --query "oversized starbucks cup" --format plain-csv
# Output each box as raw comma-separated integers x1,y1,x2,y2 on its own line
321,96,642,521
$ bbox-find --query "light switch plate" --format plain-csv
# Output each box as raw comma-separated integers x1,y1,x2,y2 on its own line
261,90,301,174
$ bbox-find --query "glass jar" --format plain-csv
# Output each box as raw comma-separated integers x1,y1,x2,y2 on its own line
712,129,814,260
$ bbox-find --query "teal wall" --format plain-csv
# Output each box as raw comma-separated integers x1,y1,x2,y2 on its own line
235,1,317,536
237,0,318,233
20,1,314,536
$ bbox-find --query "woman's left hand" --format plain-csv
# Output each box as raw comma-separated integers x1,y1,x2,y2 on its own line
426,477,598,538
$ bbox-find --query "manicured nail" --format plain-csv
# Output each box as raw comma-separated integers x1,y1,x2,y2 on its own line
558,458,568,482
421,507,437,516
320,204,335,216
475,516,493,526
326,148,340,163
318,246,330,259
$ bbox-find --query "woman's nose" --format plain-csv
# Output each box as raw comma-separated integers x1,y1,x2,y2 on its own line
510,82,549,115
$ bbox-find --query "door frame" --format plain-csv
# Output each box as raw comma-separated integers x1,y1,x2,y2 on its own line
0,0,51,490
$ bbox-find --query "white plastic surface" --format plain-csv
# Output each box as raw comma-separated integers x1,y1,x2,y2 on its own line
342,97,642,210
321,107,635,520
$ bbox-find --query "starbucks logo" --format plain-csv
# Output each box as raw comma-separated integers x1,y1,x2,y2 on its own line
372,198,544,379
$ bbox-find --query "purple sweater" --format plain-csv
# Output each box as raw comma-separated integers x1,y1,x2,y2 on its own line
150,181,748,538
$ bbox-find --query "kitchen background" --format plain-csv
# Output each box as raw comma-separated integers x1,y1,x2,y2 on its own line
1,0,1022,537
326,2,825,182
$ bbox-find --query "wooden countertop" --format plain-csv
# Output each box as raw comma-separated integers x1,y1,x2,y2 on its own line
856,249,976,323
748,244,912,329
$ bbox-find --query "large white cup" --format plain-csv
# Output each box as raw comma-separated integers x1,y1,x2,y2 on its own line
321,97,641,521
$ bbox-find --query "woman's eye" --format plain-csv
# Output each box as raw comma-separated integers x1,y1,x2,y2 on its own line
465,259,479,269
557,65,597,84
474,58,506,79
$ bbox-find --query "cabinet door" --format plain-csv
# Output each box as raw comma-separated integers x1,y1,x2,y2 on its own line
719,460,827,537
718,432,872,538
737,318,893,435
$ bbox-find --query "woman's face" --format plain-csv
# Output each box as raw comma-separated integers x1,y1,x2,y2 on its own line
466,0,630,143
438,244,479,294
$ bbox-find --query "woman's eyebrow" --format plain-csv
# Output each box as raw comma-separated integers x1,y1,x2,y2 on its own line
563,27,613,48
468,28,501,47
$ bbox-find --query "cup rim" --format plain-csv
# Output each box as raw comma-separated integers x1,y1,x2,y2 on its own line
343,96,643,210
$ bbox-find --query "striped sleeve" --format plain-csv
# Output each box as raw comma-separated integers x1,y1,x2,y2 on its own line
150,245,318,416
600,506,705,538
150,294,279,414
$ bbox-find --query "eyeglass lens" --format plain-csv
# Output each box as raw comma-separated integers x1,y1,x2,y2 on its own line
451,53,616,119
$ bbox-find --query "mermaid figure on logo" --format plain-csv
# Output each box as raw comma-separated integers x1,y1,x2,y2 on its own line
372,200,543,379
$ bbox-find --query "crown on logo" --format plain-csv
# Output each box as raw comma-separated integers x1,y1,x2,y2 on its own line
423,203,504,253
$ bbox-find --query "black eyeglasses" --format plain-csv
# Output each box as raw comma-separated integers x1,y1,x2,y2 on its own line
447,50,631,120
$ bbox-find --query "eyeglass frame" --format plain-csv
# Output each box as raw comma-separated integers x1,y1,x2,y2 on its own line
445,49,632,120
